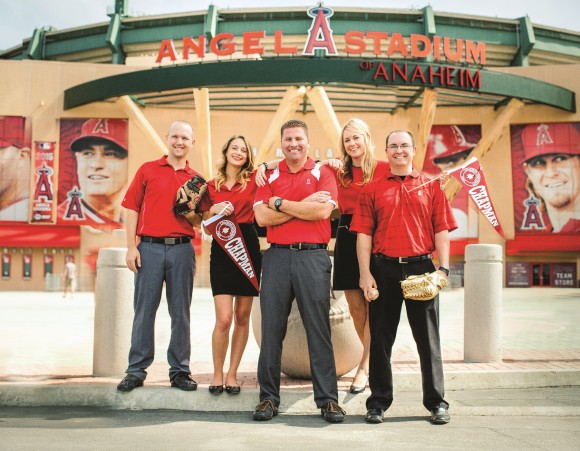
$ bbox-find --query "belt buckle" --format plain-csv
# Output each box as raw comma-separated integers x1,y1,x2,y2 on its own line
290,243,301,250
165,238,176,245
398,257,408,264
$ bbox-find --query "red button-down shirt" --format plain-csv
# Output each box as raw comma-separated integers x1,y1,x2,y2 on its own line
350,168,457,256
122,156,202,237
337,160,390,214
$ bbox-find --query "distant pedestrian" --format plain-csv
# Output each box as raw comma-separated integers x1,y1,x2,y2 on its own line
62,258,77,298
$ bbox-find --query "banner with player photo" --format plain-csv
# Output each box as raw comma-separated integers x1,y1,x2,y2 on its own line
0,116,31,222
58,118,129,232
202,214,260,291
31,141,56,223
423,124,481,239
448,157,506,239
510,122,580,234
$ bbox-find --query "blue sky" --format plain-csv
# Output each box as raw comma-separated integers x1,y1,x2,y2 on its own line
2,0,578,51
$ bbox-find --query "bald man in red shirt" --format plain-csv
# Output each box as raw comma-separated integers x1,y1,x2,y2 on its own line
117,120,202,394
252,119,345,424
351,129,457,425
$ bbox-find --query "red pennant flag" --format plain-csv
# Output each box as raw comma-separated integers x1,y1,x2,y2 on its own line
448,157,506,239
202,214,260,291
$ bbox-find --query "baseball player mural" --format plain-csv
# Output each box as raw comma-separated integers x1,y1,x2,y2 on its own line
511,122,580,234
423,125,481,239
0,116,31,222
58,118,128,231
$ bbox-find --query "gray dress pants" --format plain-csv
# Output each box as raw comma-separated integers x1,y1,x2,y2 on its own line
257,247,338,408
126,240,195,380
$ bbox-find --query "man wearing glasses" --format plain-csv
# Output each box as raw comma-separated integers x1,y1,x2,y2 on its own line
351,130,457,425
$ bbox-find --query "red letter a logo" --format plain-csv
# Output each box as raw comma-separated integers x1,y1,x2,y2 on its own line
303,5,337,56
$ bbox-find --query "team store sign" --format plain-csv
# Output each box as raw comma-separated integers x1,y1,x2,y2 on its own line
155,4,485,89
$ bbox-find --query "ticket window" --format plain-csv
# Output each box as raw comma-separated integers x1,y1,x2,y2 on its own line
531,263,551,287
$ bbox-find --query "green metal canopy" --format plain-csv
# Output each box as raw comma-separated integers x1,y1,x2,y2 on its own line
63,57,576,113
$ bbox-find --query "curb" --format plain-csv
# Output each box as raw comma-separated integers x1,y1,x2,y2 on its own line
2,370,579,416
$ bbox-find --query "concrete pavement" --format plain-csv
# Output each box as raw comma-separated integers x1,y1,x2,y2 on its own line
0,287,579,416
1,402,579,450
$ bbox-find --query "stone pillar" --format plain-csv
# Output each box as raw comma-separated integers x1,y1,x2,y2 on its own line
251,294,362,378
464,244,503,363
93,248,134,377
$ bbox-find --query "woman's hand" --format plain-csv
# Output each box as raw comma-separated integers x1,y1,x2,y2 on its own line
211,201,234,216
302,191,332,203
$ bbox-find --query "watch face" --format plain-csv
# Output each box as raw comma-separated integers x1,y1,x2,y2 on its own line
274,198,282,210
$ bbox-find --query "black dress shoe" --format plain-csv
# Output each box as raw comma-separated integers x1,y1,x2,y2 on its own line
225,385,241,394
117,374,143,392
253,399,278,421
321,401,346,423
365,408,384,423
430,406,450,424
170,372,197,391
209,385,224,394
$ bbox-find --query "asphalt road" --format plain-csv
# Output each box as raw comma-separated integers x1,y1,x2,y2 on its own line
1,388,579,451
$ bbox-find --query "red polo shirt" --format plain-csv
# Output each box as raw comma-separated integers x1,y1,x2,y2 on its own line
350,168,457,256
198,172,257,223
122,156,202,237
254,157,338,244
337,160,390,214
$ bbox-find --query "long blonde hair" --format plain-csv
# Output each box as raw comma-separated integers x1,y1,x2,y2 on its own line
214,135,255,191
338,118,377,187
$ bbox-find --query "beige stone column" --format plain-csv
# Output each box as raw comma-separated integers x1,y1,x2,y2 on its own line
464,244,503,363
93,248,134,377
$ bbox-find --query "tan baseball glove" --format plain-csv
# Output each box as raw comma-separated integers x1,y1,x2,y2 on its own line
173,174,207,216
400,270,448,301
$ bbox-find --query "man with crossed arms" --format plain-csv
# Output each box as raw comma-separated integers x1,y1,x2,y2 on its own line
252,119,346,423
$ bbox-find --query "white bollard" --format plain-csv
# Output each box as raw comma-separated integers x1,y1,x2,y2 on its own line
93,248,134,377
464,244,503,363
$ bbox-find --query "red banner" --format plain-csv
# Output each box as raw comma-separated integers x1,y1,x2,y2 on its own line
202,214,259,291
31,141,56,223
449,157,506,239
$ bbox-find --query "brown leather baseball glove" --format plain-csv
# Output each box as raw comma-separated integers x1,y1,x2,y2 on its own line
173,174,207,216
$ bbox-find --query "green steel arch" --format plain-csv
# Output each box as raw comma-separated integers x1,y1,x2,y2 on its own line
63,58,576,112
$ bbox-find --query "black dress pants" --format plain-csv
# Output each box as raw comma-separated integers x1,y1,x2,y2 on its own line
366,256,449,412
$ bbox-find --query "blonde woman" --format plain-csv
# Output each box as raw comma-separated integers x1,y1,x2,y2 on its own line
333,119,389,393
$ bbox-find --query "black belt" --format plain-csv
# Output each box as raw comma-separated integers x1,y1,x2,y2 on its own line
375,253,432,264
140,236,191,245
271,243,328,251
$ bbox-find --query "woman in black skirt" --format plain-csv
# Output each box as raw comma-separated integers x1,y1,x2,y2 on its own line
333,119,390,393
199,135,274,395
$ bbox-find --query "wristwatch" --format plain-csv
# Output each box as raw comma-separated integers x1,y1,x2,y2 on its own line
274,198,283,212
438,266,450,276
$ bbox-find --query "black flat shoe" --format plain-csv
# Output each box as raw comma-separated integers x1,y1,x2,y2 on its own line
209,385,224,394
349,374,368,394
225,385,241,394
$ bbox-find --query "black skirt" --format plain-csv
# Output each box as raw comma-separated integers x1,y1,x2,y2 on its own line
332,214,360,291
210,222,262,296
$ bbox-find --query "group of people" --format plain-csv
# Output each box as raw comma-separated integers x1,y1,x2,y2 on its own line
115,118,457,426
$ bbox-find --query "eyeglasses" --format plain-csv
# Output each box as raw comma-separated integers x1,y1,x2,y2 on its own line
387,143,414,150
